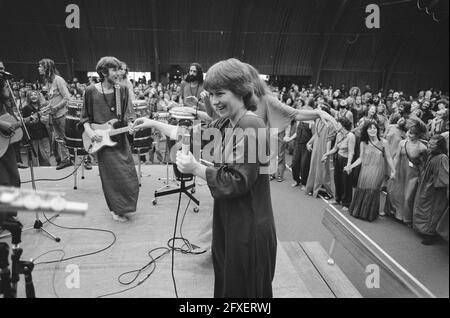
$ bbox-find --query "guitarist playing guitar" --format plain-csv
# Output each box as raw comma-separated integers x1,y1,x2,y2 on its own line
0,75,21,224
80,57,139,223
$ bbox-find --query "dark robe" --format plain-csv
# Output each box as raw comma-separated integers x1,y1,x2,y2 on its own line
204,114,277,298
413,154,449,236
80,84,139,215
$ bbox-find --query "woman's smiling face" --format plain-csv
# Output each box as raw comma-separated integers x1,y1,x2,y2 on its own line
210,89,244,119
368,124,378,137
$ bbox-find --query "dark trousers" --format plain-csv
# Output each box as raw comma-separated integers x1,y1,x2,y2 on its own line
292,143,311,186
334,154,353,207
13,142,22,163
277,131,286,178
0,145,20,221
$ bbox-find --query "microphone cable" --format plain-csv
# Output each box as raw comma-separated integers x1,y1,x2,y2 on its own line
21,156,87,184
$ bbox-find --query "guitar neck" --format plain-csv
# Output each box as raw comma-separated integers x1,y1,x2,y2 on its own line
109,126,130,137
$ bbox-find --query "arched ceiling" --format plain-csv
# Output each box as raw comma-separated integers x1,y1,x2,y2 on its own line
0,0,448,93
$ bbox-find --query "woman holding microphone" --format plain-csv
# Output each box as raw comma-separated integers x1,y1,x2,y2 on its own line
133,58,277,298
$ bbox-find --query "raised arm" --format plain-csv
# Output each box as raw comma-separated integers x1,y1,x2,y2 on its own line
133,118,183,140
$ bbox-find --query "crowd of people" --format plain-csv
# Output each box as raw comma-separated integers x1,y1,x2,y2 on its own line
2,59,449,246
4,61,205,167
1,56,448,300
270,83,449,245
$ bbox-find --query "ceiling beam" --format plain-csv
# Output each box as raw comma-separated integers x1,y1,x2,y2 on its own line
314,0,351,86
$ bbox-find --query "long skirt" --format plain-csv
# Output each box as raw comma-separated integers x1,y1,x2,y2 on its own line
98,135,139,215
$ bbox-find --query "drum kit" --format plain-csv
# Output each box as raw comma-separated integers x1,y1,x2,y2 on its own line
64,100,88,190
62,98,198,190
131,100,153,186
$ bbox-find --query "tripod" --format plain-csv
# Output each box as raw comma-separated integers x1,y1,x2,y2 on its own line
0,78,60,242
153,165,199,213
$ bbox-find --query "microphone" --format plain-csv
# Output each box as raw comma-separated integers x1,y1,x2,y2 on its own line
182,133,190,155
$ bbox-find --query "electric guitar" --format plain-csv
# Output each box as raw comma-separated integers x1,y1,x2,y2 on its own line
0,113,23,158
82,119,133,154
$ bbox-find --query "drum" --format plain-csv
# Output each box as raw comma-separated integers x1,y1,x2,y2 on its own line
170,111,195,127
132,100,150,118
132,129,153,149
153,112,171,123
67,100,84,118
65,117,84,149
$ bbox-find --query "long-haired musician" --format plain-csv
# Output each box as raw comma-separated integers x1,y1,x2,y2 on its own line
38,58,72,170
79,57,139,222
0,76,20,223
179,63,206,111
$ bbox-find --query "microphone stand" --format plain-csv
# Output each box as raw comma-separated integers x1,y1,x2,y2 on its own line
0,78,60,243
0,242,13,298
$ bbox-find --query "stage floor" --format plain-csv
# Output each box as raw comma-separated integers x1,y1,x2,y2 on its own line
4,165,313,298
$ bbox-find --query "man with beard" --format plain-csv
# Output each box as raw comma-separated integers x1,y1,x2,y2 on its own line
79,57,139,222
180,63,206,110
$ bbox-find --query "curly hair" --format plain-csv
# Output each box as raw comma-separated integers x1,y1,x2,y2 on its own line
360,120,381,144
25,90,41,106
186,63,204,84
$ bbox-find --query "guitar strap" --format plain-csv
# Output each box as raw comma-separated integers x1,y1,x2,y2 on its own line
115,84,122,123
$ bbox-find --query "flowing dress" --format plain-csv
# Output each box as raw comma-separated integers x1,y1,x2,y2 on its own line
350,140,386,222
413,154,449,236
385,124,405,157
204,114,277,298
80,85,139,215
305,120,336,197
385,140,426,223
